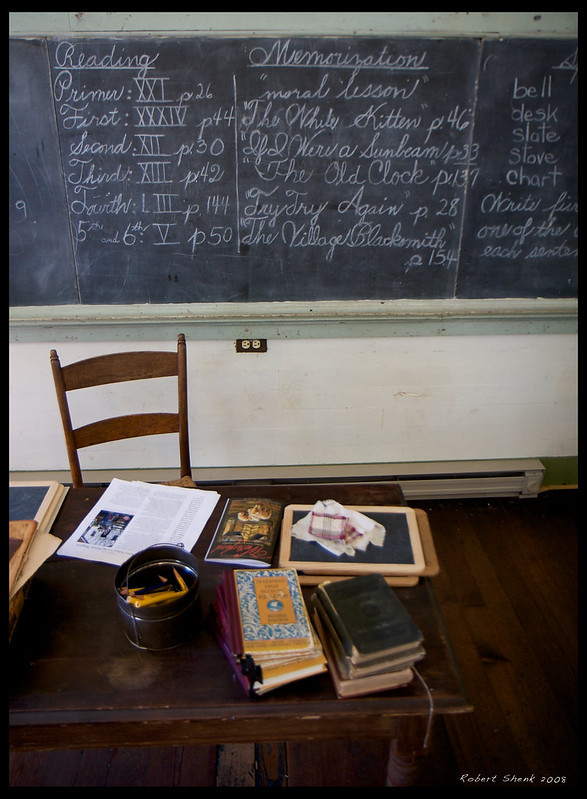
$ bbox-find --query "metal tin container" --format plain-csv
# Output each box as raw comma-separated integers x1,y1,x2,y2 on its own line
115,544,201,650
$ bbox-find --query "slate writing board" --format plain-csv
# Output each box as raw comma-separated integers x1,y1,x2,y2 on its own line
9,485,54,522
9,36,577,306
279,505,426,577
9,482,69,534
288,509,416,564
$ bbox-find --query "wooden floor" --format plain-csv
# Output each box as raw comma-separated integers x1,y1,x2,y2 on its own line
10,489,577,787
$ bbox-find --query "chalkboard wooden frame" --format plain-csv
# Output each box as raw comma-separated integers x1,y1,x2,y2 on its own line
8,297,578,344
278,504,426,576
9,35,577,310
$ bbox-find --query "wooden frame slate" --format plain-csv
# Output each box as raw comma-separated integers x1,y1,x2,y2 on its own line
278,505,430,583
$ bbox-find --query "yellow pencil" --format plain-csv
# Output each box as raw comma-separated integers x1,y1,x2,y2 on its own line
128,588,185,608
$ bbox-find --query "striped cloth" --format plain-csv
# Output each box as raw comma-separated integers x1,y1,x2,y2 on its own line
291,500,386,557
308,502,362,546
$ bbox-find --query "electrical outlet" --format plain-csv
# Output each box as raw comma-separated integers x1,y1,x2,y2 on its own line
236,338,267,352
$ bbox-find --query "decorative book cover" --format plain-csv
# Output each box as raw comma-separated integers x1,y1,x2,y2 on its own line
205,498,285,567
232,568,314,656
315,573,423,665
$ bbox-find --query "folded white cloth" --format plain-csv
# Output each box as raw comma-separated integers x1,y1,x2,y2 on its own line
290,499,386,557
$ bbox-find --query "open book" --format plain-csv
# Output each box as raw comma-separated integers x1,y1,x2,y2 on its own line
57,479,220,566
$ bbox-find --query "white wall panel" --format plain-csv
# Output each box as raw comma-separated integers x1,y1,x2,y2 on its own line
9,335,577,473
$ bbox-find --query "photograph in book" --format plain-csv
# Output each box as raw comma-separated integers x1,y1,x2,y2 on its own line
76,510,134,548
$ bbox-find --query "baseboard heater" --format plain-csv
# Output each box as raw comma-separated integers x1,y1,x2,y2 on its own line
270,459,546,500
12,459,546,500
393,459,545,500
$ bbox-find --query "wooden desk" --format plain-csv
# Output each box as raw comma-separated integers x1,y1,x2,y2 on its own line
9,482,472,786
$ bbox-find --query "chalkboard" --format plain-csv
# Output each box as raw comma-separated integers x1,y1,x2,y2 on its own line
457,39,578,297
9,39,78,304
9,36,577,306
287,509,418,566
9,484,53,522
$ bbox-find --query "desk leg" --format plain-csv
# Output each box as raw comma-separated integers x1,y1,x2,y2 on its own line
386,716,431,787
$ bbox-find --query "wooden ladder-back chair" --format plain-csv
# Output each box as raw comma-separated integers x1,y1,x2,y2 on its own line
50,334,191,488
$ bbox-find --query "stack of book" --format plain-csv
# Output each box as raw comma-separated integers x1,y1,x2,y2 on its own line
211,567,327,697
311,573,425,698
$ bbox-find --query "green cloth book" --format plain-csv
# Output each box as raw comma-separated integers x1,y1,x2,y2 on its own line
313,594,424,678
312,610,414,698
314,573,423,666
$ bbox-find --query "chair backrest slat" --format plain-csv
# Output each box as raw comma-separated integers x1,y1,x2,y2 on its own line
74,413,180,450
60,351,179,390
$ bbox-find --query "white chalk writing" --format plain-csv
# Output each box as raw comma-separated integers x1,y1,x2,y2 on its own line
42,36,575,287
470,58,578,265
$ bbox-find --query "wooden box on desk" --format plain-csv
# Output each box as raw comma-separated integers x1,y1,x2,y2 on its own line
9,481,69,639
9,519,37,640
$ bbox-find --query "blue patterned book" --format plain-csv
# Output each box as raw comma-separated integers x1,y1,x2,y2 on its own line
231,568,314,657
